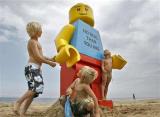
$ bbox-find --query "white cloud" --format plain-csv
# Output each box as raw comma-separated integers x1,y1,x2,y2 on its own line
0,35,9,42
0,5,26,42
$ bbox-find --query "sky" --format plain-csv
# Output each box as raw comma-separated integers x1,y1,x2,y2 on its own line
0,0,160,99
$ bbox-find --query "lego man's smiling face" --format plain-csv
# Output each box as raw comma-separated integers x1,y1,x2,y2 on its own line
76,5,89,15
69,3,94,27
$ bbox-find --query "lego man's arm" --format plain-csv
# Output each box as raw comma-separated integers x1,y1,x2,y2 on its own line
112,55,127,70
54,24,80,67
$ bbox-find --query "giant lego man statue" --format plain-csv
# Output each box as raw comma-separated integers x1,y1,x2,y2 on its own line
54,3,127,108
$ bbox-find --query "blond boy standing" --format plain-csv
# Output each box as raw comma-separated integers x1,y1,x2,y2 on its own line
13,22,56,117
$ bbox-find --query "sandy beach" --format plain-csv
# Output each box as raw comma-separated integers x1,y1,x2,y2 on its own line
0,99,160,117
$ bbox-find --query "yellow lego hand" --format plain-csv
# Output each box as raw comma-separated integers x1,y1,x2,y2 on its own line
54,45,80,67
52,56,56,62
112,55,127,70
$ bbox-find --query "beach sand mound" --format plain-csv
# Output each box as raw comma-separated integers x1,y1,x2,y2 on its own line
45,100,64,117
44,98,115,117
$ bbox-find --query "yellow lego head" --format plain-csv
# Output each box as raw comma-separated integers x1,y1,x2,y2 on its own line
69,3,94,27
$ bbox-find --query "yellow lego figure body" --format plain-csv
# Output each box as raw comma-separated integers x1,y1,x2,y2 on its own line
54,3,95,67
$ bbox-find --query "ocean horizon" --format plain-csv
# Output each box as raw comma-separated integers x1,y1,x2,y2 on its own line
0,96,159,103
0,97,58,103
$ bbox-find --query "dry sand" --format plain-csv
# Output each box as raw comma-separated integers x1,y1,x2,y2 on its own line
0,99,160,117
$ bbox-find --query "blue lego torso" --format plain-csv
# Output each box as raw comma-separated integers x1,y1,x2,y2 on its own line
70,20,104,60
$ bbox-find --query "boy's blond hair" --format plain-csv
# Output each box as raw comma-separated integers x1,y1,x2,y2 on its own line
80,66,98,84
104,49,110,53
26,22,42,38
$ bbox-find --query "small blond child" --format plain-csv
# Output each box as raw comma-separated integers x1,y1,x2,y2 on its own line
13,21,56,117
101,49,112,100
66,66,101,117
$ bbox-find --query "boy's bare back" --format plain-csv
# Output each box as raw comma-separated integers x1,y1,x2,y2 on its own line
73,78,91,99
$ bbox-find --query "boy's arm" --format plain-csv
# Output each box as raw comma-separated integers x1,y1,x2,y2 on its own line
83,85,99,113
44,56,55,62
30,40,56,67
66,78,79,95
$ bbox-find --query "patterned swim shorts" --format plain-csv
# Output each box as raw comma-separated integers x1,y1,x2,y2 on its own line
71,98,93,116
25,64,44,98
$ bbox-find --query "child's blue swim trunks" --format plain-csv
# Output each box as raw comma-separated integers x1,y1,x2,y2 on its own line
24,63,44,98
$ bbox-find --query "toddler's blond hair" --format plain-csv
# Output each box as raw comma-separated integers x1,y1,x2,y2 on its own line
80,66,98,84
26,21,42,38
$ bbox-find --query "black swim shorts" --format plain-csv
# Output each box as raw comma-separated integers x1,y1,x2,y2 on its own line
24,64,44,98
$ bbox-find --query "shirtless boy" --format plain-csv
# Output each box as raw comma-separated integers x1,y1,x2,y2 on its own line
13,22,56,117
66,66,101,117
101,49,112,100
